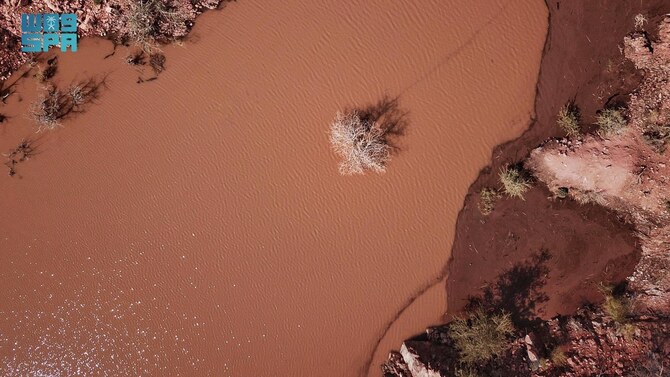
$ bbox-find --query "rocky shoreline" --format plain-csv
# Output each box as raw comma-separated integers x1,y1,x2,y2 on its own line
384,1,670,376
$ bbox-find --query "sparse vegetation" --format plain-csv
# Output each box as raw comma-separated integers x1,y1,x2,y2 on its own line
126,0,189,51
330,111,391,175
499,165,531,199
3,138,37,177
557,104,580,137
478,187,500,216
596,108,627,137
450,309,514,364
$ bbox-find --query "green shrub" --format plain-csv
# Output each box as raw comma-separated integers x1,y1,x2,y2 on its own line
478,188,500,216
499,166,531,200
596,109,627,136
450,309,514,364
557,104,580,137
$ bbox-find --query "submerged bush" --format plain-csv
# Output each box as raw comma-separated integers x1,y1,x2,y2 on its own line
29,79,104,131
596,109,627,137
329,111,391,175
478,188,501,216
29,85,68,131
557,104,580,137
499,165,531,199
450,309,514,364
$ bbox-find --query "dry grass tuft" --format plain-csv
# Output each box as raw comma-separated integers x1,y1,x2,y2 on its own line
557,104,580,137
550,346,568,367
450,309,514,364
330,111,391,175
499,165,531,199
600,286,630,324
596,109,627,137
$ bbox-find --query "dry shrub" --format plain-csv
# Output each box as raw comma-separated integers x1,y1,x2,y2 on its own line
329,97,407,175
125,50,146,66
29,78,104,131
478,188,500,216
634,14,648,30
126,0,189,51
450,309,514,364
557,104,580,137
596,108,627,137
150,53,166,74
29,85,68,131
330,111,390,175
499,165,531,199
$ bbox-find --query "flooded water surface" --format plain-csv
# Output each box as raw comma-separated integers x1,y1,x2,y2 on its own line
0,1,546,376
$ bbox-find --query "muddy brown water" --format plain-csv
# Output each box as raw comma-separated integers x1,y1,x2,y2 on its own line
0,1,546,376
